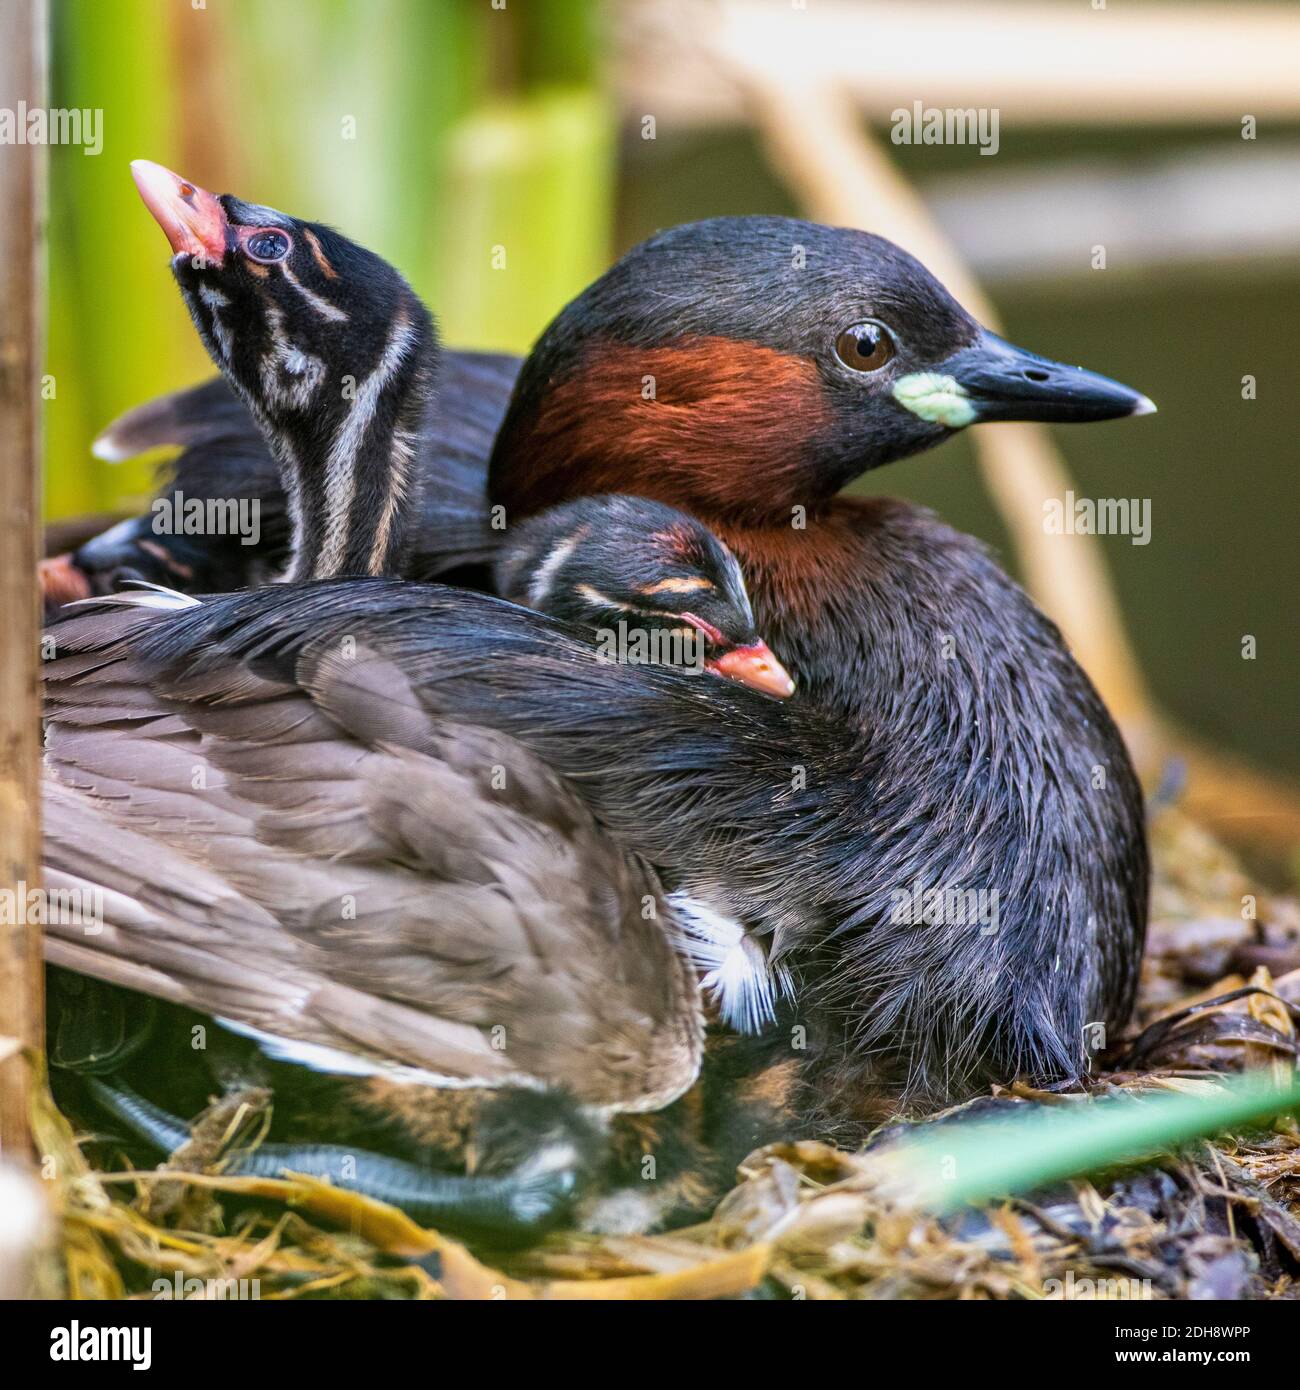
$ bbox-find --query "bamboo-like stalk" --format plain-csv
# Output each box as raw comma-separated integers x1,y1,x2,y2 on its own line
0,0,47,1159
44,0,612,514
437,87,615,353
44,0,204,517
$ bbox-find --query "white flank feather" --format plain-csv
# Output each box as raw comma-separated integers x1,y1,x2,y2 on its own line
668,893,789,1034
66,581,202,611
215,1017,542,1093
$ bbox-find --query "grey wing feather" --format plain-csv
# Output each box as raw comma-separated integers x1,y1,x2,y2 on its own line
42,605,703,1112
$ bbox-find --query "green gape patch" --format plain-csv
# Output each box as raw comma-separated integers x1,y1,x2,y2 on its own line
892,372,976,429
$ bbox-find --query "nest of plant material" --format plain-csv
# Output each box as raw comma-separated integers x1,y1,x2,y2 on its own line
29,803,1300,1300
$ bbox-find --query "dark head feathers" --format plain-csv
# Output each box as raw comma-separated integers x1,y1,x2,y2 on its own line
524,217,973,361
494,494,758,651
488,215,1149,524
488,216,981,517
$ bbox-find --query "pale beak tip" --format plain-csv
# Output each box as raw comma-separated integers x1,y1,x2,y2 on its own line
129,158,172,194
1131,395,1158,417
129,159,228,263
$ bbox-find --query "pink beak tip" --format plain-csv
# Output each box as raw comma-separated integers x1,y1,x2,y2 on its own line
708,641,796,699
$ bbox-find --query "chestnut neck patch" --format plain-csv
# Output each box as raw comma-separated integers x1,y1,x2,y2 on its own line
491,336,832,524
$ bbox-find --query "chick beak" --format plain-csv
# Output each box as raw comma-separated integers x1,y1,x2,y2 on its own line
130,159,230,265
38,554,92,607
706,641,796,699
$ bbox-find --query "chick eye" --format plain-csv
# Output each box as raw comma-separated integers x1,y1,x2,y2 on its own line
245,229,290,263
835,320,895,373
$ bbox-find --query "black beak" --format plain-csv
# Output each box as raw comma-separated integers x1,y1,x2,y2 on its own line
939,331,1155,424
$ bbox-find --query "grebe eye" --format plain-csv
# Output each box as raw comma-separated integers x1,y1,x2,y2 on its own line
835,320,895,372
245,229,290,263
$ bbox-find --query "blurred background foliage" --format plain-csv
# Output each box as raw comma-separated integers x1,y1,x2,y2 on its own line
46,0,613,514
42,0,1300,788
